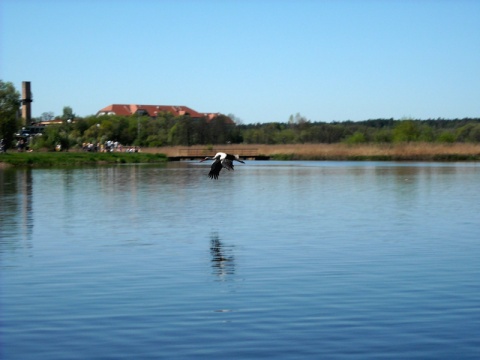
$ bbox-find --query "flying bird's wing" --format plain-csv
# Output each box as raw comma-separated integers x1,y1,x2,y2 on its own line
208,159,223,179
221,158,234,171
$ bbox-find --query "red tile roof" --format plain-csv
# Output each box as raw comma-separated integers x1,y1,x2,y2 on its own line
96,104,233,123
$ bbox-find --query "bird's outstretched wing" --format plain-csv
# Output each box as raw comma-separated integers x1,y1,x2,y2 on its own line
221,158,234,171
208,159,223,179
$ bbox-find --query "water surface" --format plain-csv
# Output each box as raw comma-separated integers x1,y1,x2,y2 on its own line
1,161,479,359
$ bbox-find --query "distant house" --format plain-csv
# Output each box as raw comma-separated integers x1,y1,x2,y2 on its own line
35,118,75,127
96,104,233,124
36,119,64,125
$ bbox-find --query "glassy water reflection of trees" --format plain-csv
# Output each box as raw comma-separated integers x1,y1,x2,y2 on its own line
0,169,33,252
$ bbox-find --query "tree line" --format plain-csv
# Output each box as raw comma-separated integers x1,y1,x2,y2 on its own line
31,114,480,151
1,80,479,151
239,115,480,145
34,112,241,151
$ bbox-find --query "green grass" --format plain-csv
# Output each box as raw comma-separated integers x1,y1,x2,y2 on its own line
0,152,168,167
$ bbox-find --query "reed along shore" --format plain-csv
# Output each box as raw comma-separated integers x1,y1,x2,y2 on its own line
144,143,480,161
2,143,480,168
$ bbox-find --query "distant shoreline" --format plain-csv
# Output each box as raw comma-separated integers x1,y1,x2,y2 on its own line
1,143,480,167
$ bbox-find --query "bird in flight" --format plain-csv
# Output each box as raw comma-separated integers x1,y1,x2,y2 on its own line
200,152,245,179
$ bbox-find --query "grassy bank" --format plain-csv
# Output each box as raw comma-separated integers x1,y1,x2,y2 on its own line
2,143,479,168
144,143,480,161
0,152,168,168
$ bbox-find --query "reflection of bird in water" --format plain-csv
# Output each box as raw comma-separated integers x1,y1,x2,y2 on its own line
200,152,245,180
210,232,235,279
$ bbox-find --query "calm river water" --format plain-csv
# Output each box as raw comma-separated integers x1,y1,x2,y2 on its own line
1,161,479,359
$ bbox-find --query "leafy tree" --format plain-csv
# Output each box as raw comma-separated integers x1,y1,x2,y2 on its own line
308,124,347,143
470,125,480,142
344,131,367,144
0,80,21,148
41,111,55,121
227,113,242,125
372,129,393,143
193,118,209,145
209,115,233,144
393,120,421,142
174,116,195,146
274,128,296,144
33,125,62,151
61,106,75,121
456,123,480,142
167,123,179,145
418,124,435,142
437,131,456,143
83,123,102,144
72,118,90,134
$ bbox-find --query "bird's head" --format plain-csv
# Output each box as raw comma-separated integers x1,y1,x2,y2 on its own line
234,155,245,164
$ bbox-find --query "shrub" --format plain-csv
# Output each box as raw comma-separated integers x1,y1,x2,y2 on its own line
344,131,366,144
437,131,456,143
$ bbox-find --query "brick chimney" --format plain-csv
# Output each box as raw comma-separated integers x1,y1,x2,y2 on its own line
21,81,32,127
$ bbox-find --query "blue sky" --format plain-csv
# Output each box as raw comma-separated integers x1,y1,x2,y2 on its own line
1,0,479,123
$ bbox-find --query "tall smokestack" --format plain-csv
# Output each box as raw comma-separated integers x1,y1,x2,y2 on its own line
21,81,32,127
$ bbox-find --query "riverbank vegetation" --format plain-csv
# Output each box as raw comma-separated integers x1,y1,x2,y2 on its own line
259,143,480,161
0,152,167,168
7,114,479,154
147,143,480,161
240,116,480,145
1,80,479,159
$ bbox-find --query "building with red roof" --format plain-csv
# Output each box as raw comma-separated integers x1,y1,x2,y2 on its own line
96,104,233,123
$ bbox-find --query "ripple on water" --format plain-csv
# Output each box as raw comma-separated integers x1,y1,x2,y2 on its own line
1,162,480,359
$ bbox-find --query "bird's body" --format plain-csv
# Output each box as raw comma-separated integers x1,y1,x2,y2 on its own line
200,152,245,179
